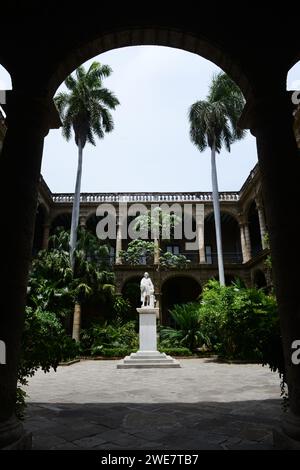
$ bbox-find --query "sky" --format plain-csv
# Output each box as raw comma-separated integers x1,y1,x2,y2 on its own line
1,46,300,194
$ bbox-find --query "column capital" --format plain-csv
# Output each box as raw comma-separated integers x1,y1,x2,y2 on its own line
255,197,263,210
3,90,61,136
238,218,248,227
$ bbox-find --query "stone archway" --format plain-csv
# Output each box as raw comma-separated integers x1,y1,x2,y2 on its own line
161,275,201,325
1,12,300,449
253,269,267,290
49,212,72,236
121,276,141,321
204,212,242,264
46,28,252,101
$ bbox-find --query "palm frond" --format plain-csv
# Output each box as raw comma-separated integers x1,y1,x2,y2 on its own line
54,61,119,148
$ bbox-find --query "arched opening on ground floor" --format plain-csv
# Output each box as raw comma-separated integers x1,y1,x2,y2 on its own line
161,276,201,325
121,276,142,321
253,269,267,290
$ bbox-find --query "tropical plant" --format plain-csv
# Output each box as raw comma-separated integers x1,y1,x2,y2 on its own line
119,239,155,265
189,72,246,285
133,207,182,263
198,279,284,375
54,62,120,270
112,296,132,324
159,251,191,269
160,302,208,351
28,228,115,341
17,307,79,418
80,321,138,356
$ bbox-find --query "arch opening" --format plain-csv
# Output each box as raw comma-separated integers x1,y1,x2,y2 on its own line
161,275,201,326
204,212,242,264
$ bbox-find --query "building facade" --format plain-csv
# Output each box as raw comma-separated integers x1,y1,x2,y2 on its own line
34,164,271,323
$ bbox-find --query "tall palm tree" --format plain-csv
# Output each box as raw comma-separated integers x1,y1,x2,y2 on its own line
189,72,246,285
55,62,120,270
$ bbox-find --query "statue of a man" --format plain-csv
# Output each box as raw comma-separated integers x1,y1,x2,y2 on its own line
140,272,155,307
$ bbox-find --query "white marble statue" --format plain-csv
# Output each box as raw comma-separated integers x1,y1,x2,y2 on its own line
140,272,155,308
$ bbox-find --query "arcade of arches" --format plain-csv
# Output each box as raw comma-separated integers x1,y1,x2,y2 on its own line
1,10,300,449
32,164,272,326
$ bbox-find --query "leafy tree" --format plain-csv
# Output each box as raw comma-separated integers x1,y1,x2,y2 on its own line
28,228,115,341
133,207,182,263
55,62,120,269
17,307,79,418
189,73,246,285
119,240,155,265
159,252,191,269
198,279,284,377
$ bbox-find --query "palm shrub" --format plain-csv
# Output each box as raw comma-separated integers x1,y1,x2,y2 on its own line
160,303,208,351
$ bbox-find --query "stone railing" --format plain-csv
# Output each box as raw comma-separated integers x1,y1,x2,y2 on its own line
52,191,239,204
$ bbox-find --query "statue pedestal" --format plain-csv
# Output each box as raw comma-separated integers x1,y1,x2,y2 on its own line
117,307,180,369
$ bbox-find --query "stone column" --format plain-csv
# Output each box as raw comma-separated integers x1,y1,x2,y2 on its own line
239,222,251,263
196,205,205,264
115,217,123,264
154,237,160,265
0,90,60,449
41,223,50,250
243,91,300,447
256,199,267,249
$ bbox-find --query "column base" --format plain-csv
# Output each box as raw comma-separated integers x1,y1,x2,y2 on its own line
0,415,32,450
273,412,300,449
273,428,300,450
117,350,181,369
2,431,32,450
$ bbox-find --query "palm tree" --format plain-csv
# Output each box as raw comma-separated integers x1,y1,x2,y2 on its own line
189,72,246,285
54,62,120,270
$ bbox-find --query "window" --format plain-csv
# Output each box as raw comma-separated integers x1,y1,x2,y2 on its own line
205,245,212,264
166,245,180,255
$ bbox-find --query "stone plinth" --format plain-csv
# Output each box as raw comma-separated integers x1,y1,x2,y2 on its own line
117,307,180,369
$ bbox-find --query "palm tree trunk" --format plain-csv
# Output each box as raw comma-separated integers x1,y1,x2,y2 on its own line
70,138,83,270
211,140,225,286
72,302,81,341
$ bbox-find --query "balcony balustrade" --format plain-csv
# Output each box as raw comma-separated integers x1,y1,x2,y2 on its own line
52,191,239,204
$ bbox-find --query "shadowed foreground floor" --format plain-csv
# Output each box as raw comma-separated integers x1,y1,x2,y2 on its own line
24,359,282,450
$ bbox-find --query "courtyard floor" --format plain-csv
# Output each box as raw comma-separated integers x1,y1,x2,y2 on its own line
24,358,282,450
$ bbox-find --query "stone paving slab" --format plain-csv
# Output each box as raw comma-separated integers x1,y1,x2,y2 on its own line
24,359,283,450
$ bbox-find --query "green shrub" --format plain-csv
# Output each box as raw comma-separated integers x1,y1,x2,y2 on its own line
160,302,208,351
159,252,191,269
80,321,139,355
198,280,284,376
158,347,192,356
17,307,79,418
91,346,137,357
119,240,155,265
112,296,132,323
